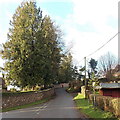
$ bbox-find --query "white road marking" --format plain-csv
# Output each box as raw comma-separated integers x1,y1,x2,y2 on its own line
36,105,47,115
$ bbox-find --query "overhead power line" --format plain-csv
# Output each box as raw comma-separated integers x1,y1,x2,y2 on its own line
78,58,84,65
79,32,118,65
86,32,118,58
79,58,84,63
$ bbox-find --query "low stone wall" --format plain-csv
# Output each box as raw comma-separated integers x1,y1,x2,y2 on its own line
88,93,120,117
2,88,55,109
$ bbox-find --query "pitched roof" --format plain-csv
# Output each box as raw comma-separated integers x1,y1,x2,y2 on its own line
100,83,120,88
114,71,120,76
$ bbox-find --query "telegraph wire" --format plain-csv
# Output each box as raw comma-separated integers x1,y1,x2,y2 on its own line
80,32,118,95
86,32,118,58
79,58,84,63
78,32,118,66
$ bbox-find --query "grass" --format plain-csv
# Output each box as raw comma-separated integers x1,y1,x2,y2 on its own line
66,87,80,93
2,88,51,96
74,93,118,120
2,91,34,97
66,87,75,93
2,96,53,112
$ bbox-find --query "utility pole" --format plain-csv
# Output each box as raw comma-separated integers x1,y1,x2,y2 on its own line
84,57,87,98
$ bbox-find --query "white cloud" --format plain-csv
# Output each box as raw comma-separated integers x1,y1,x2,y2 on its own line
37,0,72,3
0,0,23,4
0,0,72,4
0,0,119,68
61,0,119,66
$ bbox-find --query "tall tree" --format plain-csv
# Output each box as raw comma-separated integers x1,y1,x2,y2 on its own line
1,1,62,89
1,1,43,88
72,66,79,80
58,53,74,83
40,15,62,88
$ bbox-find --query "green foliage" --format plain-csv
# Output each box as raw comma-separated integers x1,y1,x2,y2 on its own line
72,66,79,80
34,85,40,91
66,87,75,93
74,93,117,119
89,58,97,72
79,66,85,72
66,86,80,93
2,91,34,96
78,67,85,81
88,58,98,79
2,88,51,96
58,53,76,83
1,1,43,88
40,16,62,88
1,1,62,89
89,94,120,118
88,72,99,91
9,88,17,92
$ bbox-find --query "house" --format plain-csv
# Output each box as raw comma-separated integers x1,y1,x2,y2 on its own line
112,64,120,82
113,71,120,83
99,83,120,98
114,71,120,77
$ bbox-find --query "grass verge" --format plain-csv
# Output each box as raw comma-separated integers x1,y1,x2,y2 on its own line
2,96,54,112
74,93,118,120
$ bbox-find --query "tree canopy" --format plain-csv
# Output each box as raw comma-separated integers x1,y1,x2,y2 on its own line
1,1,63,89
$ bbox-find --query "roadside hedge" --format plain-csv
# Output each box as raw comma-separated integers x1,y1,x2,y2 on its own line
88,94,120,117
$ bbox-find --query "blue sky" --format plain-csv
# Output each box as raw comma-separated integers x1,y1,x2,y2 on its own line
40,2,73,18
0,0,73,44
0,0,119,74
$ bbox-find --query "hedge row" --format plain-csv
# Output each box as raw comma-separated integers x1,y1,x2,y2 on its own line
88,94,120,117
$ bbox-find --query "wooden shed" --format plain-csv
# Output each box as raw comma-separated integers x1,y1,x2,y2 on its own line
99,83,120,98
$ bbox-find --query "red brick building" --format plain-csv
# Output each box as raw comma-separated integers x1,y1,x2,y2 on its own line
99,83,120,98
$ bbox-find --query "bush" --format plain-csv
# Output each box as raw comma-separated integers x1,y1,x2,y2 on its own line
10,88,17,92
111,98,120,117
66,87,74,93
2,91,34,97
88,94,120,117
96,95,104,110
66,87,80,93
74,93,116,119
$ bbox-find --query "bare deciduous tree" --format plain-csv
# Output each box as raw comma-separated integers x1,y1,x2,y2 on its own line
98,52,117,81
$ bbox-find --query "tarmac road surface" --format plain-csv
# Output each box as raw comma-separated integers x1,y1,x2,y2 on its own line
2,88,88,119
